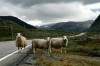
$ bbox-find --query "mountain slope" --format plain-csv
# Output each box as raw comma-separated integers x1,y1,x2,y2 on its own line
0,16,37,40
37,20,93,32
0,16,36,29
49,20,93,32
37,23,55,29
88,15,100,32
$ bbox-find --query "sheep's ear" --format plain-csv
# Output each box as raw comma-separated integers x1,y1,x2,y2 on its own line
49,37,52,39
50,37,52,39
22,33,25,36
21,33,23,36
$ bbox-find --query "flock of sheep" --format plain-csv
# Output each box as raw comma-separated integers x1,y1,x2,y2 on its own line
16,33,68,54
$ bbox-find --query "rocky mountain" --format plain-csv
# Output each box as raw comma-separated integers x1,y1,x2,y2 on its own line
88,15,100,32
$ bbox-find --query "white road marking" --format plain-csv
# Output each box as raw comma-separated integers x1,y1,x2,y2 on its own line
0,44,31,62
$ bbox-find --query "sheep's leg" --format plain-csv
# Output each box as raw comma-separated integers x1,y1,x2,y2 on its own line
45,48,49,54
22,47,25,53
18,47,21,53
49,48,52,53
42,48,46,54
20,47,22,53
61,47,63,53
64,47,67,53
23,46,25,49
48,48,50,54
43,49,45,54
33,48,36,54
18,47,20,53
49,46,52,53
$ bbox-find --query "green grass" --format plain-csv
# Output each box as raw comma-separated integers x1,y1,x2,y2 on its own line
66,37,100,57
0,29,77,41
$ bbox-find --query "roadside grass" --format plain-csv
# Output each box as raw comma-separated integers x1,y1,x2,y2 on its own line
0,37,12,41
66,38,100,57
32,51,100,66
34,35,99,57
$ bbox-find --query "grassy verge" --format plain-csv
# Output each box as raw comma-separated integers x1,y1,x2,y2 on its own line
67,38,100,57
32,52,100,66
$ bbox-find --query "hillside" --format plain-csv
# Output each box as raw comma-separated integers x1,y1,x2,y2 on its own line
50,20,93,32
0,16,36,29
0,16,36,41
88,15,100,32
39,20,93,32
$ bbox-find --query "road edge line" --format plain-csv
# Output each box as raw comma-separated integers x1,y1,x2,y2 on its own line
0,44,31,62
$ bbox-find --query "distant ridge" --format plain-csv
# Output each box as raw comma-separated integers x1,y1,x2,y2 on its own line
0,16,37,29
38,20,93,32
88,15,100,32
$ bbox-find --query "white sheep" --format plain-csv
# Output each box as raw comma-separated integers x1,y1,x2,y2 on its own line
16,33,27,52
32,37,51,54
50,36,68,53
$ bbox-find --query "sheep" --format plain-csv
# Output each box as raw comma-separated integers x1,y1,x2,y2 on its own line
32,37,51,54
50,36,68,53
16,33,27,52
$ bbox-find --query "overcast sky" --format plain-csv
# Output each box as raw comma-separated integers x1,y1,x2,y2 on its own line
0,0,100,26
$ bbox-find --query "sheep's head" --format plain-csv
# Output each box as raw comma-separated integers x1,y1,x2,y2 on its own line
63,36,67,43
46,37,51,45
17,33,21,37
46,37,51,41
63,36,67,40
63,36,68,46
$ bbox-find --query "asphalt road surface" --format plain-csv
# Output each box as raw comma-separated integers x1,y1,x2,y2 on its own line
0,40,32,59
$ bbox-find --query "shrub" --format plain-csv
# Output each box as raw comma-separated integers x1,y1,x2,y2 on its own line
88,47,100,57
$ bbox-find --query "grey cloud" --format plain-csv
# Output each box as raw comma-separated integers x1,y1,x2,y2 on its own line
1,0,99,25
83,0,100,4
21,3,92,22
5,0,100,7
4,0,77,7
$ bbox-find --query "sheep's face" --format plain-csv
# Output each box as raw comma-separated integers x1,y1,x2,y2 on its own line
46,37,51,41
17,33,21,37
63,36,67,40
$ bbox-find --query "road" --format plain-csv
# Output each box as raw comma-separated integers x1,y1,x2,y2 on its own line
0,40,32,59
69,32,86,38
